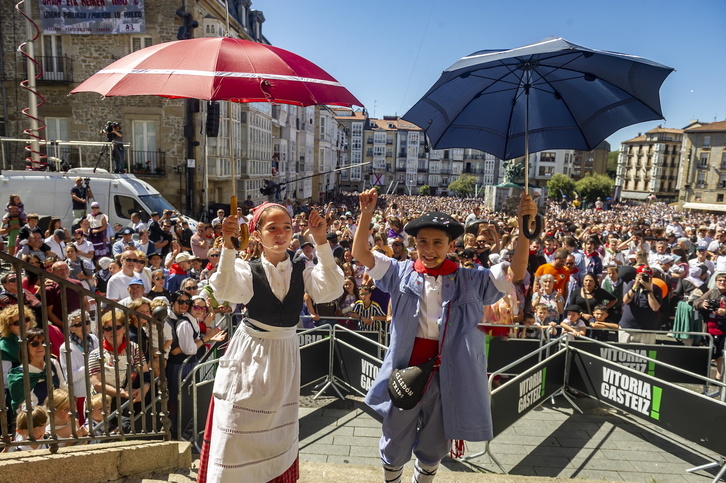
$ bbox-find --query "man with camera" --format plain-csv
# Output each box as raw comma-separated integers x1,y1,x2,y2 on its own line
619,265,662,344
70,177,92,220
694,273,726,382
101,122,124,173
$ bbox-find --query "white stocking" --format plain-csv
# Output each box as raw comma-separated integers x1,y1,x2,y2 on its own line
412,459,439,483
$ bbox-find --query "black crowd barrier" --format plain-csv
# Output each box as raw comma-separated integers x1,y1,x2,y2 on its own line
568,348,726,456
491,348,567,438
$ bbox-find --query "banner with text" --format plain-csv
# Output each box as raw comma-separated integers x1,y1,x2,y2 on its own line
333,331,382,396
570,340,710,384
39,0,146,35
299,328,330,387
491,349,567,438
569,350,726,456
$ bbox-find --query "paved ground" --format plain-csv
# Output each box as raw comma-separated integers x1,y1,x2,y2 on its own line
122,391,725,482
297,393,724,483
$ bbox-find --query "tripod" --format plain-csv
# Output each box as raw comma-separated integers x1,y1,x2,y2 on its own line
93,140,112,173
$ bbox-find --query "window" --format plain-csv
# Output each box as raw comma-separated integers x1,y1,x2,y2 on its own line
718,194,724,203
703,136,711,148
114,195,146,221
540,152,556,163
131,36,153,52
696,172,706,188
721,153,726,170
44,117,71,161
132,121,162,173
41,35,65,81
700,153,709,167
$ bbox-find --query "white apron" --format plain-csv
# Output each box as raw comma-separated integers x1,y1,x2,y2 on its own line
206,319,300,483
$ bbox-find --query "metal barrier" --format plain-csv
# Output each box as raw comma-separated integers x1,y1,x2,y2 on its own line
565,337,726,482
0,252,169,452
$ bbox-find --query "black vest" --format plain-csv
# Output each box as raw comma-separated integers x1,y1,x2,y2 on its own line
247,257,305,327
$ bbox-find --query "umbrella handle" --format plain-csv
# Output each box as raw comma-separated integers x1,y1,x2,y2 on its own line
522,214,544,240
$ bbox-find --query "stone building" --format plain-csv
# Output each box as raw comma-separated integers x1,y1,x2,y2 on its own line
615,126,683,203
678,120,726,212
0,0,277,220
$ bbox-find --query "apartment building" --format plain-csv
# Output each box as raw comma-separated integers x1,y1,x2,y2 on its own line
679,120,726,212
1,0,276,217
615,126,683,203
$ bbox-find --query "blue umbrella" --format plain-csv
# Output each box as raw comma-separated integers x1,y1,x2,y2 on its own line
403,37,673,237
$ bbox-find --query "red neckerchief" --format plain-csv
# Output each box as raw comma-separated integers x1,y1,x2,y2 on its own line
543,247,556,256
585,251,598,258
103,337,127,354
414,258,458,277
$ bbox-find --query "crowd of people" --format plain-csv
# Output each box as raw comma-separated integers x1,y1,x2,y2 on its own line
2,183,726,459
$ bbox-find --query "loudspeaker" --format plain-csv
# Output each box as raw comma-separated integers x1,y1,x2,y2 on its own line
206,101,220,137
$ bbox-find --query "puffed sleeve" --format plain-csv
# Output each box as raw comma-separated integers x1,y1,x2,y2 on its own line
209,248,254,305
303,241,345,304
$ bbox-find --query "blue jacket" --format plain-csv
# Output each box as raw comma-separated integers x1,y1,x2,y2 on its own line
364,254,507,441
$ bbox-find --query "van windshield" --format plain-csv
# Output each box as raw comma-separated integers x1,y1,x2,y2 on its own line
138,194,177,215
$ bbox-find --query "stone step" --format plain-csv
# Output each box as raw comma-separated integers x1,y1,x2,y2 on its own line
120,461,625,483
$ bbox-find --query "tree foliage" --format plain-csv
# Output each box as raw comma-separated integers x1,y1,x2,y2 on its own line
574,173,614,202
546,173,576,201
448,174,477,197
418,184,431,196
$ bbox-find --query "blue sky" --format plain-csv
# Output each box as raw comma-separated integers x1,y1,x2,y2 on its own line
258,0,725,152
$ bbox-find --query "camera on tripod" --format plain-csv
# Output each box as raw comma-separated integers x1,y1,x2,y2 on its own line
101,122,119,141
83,177,91,188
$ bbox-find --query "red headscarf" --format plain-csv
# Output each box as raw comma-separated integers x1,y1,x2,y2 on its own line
249,202,287,233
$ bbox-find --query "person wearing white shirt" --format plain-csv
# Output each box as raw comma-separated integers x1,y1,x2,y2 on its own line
44,230,67,260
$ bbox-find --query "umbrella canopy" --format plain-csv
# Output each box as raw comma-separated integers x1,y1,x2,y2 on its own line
402,37,673,160
71,37,362,107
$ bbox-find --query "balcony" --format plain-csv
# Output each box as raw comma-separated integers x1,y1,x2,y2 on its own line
128,150,166,175
23,55,74,83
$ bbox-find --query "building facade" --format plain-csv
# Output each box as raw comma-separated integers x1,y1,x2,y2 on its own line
679,120,726,211
0,0,278,220
615,126,683,203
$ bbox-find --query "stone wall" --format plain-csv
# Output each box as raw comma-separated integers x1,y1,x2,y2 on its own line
0,0,202,215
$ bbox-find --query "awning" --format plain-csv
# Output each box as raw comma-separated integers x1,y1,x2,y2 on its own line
620,191,651,200
682,202,726,212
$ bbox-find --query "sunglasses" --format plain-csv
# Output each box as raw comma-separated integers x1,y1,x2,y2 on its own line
392,243,402,247
154,277,165,281
185,286,198,291
103,324,125,332
11,317,31,326
70,321,91,328
208,254,220,258
176,299,191,305
29,340,44,347
5,277,17,283
192,305,207,311
125,258,140,263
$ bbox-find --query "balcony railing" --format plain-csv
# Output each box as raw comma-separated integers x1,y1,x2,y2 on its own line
129,149,166,175
23,55,74,82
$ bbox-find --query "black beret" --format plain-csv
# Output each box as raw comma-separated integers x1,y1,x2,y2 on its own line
404,212,464,240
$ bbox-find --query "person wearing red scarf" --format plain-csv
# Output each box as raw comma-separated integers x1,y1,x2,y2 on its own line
352,189,536,483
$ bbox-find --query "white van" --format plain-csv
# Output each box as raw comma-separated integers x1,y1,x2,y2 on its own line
0,168,196,230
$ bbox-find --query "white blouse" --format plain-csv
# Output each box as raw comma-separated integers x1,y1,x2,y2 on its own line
210,241,344,308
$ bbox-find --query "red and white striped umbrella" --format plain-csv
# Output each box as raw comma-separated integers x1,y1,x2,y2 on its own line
71,37,362,107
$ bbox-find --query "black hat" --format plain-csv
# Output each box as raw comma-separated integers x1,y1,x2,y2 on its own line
147,252,162,259
460,248,476,259
326,232,338,241
404,212,463,240
150,211,159,217
300,241,314,249
120,227,134,236
565,304,582,314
